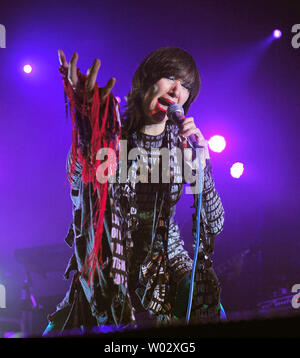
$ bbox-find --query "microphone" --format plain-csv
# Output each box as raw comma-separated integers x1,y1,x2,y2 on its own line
167,104,203,148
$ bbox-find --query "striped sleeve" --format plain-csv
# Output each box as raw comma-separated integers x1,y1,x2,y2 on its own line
201,159,225,236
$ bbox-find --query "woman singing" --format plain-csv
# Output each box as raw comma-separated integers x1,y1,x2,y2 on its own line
43,46,225,335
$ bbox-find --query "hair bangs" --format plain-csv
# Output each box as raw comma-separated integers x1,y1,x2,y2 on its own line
122,47,201,136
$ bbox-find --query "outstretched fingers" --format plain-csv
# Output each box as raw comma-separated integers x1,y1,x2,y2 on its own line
86,59,101,93
58,51,116,102
68,52,79,89
58,49,68,69
101,77,116,101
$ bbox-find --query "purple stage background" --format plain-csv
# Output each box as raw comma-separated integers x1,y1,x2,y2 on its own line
0,0,299,334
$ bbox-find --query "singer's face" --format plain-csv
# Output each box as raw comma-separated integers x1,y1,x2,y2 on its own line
144,77,190,124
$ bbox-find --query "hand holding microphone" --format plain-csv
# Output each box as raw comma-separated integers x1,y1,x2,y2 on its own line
167,104,210,169
167,104,207,148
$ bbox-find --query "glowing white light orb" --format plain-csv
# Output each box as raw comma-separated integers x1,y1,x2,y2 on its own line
208,135,226,153
230,162,244,178
23,64,32,74
273,29,282,39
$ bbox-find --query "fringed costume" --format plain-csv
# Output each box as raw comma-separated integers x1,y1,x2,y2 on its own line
43,66,225,335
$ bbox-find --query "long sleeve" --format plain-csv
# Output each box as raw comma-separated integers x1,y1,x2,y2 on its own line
179,134,225,237
201,159,225,236
190,160,224,324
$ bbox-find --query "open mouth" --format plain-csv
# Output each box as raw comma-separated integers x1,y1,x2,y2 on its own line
157,100,167,112
157,97,175,112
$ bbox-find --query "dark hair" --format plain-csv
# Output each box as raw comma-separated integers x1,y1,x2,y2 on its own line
122,47,201,138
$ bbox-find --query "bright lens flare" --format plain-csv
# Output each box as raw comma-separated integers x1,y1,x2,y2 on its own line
273,29,282,38
23,64,32,73
208,135,226,153
230,162,244,178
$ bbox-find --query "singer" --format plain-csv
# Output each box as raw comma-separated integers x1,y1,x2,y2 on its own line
43,47,225,335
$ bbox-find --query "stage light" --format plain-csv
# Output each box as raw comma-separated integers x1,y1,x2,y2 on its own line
230,162,244,178
208,135,226,153
115,96,121,103
23,64,32,74
273,29,282,39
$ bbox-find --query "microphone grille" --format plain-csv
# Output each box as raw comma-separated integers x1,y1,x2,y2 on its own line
167,104,184,118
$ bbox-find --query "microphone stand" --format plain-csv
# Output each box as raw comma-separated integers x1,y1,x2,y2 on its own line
185,143,203,324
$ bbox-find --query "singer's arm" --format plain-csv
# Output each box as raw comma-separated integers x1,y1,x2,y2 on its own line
179,118,225,237
201,159,225,236
182,147,225,236
58,49,119,186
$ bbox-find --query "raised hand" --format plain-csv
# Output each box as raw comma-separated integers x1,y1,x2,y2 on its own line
58,49,116,102
180,116,210,171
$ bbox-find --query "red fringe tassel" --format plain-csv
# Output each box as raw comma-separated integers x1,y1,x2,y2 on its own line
60,67,120,288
